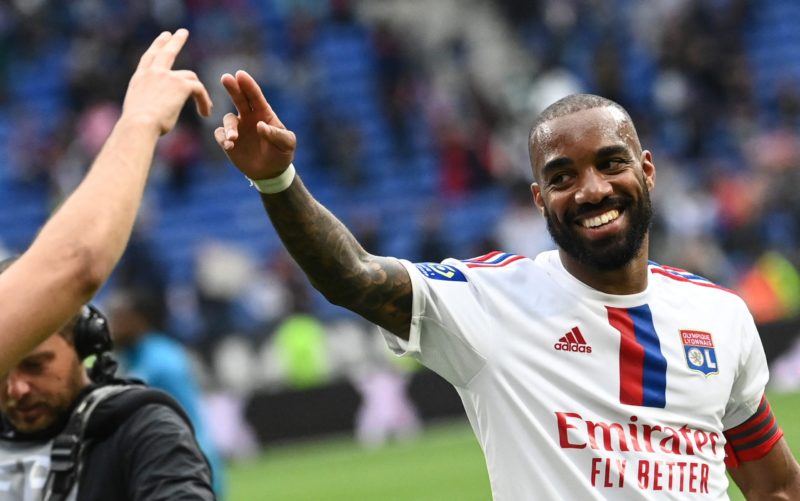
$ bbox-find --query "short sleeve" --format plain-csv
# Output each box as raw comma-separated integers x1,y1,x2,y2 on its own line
380,259,488,388
722,309,770,431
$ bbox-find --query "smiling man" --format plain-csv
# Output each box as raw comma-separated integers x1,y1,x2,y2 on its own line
215,75,800,500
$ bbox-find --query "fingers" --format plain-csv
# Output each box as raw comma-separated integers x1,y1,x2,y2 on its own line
214,114,240,151
221,73,251,115
213,127,231,151
216,113,240,150
235,70,269,112
257,122,296,152
236,71,283,126
223,71,285,128
137,31,171,70
151,28,189,70
222,113,239,138
214,118,296,154
173,70,213,116
191,81,213,117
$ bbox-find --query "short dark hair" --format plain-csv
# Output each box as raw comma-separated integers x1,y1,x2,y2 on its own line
528,94,639,176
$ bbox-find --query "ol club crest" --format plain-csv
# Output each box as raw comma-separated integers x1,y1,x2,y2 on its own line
680,330,719,376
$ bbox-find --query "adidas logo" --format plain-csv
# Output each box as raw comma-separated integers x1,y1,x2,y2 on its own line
554,326,592,353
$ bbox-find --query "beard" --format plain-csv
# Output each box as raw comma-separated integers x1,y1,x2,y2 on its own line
544,180,653,271
3,365,87,438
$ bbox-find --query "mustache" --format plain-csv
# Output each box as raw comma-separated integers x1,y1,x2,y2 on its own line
569,196,630,220
5,396,36,410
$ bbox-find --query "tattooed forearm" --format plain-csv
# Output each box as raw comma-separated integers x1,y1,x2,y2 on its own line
261,176,412,339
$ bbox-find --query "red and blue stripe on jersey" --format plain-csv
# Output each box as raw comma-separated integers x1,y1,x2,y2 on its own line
648,262,735,294
462,251,527,269
605,264,732,409
607,304,668,408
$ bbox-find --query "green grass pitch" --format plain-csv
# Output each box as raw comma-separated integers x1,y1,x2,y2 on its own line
227,391,800,500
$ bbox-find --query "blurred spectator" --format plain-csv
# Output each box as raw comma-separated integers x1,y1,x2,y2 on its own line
195,240,259,340
494,181,553,259
236,258,294,334
312,111,364,186
417,209,450,263
373,21,418,159
108,287,227,498
50,102,119,205
273,313,330,389
158,122,204,194
436,120,494,198
771,336,800,393
735,251,800,324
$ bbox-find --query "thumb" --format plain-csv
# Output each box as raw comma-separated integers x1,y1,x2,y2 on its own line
257,122,296,153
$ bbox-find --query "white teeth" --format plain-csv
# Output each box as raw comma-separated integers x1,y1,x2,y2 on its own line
581,209,620,228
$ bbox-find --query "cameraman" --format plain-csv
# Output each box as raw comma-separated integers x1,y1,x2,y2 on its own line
0,259,214,500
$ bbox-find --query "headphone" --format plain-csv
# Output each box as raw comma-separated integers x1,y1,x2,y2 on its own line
73,304,114,361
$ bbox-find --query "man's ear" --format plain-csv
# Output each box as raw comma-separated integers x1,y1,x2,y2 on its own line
641,150,656,191
531,183,546,215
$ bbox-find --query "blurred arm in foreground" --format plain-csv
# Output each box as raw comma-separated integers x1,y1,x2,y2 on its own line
0,29,212,373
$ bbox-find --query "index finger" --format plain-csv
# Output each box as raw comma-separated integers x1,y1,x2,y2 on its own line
221,73,251,116
137,31,171,70
192,81,214,117
236,71,270,114
151,28,190,70
236,70,284,127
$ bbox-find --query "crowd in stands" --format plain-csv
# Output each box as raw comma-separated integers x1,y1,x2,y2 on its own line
1,0,800,418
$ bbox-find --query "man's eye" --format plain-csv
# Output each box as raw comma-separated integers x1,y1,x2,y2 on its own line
603,158,629,169
20,361,43,374
549,173,571,186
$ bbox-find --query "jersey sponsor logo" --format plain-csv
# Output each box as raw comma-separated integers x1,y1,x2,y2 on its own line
414,263,467,282
556,411,719,494
680,330,718,376
607,305,667,408
554,326,592,353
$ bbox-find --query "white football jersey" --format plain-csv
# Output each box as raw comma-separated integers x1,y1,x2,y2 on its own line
382,250,777,500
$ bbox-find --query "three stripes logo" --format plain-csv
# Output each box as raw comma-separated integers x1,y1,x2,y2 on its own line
554,326,592,354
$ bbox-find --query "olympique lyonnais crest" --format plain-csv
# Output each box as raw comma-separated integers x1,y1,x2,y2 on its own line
680,330,719,376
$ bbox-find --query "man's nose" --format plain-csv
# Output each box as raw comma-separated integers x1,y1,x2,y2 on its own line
5,373,30,400
574,167,613,205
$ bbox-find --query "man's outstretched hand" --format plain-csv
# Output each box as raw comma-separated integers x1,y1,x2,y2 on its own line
122,29,213,136
214,70,297,180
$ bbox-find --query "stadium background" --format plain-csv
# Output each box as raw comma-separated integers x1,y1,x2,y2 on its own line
0,0,799,499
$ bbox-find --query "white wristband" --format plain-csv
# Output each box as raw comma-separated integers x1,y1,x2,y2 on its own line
247,164,296,194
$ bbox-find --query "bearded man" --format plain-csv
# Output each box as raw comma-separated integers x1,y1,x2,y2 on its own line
214,72,800,500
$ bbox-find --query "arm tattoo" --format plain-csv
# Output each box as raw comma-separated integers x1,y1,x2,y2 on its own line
261,176,412,339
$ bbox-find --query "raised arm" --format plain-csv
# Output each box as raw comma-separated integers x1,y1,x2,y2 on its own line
214,70,411,338
0,29,212,373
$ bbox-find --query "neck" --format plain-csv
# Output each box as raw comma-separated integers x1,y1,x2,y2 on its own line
558,239,650,295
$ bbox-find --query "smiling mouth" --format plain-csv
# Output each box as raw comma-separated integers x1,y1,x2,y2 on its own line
579,209,621,229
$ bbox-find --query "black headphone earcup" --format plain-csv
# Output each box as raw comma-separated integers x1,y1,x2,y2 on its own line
74,305,113,360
